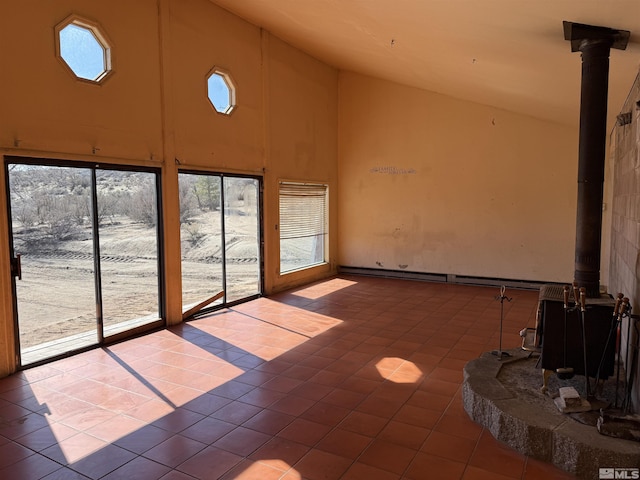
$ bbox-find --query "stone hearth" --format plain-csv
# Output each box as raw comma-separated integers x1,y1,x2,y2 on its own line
462,349,640,480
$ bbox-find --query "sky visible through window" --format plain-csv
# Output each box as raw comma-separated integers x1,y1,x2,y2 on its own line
59,24,106,81
58,21,234,111
207,73,232,113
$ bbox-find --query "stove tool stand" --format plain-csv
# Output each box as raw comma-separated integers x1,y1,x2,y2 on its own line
537,284,617,402
491,285,513,360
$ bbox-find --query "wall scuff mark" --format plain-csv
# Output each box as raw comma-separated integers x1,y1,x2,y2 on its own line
369,166,416,175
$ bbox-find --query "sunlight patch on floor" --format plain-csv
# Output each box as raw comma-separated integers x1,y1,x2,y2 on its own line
375,357,424,383
290,277,358,300
231,299,343,339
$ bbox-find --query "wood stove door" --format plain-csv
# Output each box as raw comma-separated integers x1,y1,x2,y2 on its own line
540,299,616,378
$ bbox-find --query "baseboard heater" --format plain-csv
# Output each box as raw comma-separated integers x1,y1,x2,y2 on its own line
338,266,555,291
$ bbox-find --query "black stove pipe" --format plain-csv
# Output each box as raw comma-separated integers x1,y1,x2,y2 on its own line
564,21,630,297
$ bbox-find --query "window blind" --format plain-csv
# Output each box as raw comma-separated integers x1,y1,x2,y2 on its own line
279,183,327,240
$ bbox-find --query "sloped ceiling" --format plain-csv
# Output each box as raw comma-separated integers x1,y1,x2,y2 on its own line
210,0,640,129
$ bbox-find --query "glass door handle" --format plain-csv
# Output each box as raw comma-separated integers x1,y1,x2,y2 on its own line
10,254,21,280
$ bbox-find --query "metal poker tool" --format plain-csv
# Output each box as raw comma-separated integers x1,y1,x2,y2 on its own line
591,293,624,394
579,287,591,398
491,285,512,360
556,285,575,380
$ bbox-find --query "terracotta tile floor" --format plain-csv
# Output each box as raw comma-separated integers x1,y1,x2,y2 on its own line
0,275,578,479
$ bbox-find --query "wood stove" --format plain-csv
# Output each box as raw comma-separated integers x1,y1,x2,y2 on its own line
537,284,616,391
534,22,631,393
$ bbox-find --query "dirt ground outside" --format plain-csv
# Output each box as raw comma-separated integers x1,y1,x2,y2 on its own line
13,211,261,350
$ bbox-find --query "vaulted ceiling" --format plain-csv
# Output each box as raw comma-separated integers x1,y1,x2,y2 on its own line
210,0,640,129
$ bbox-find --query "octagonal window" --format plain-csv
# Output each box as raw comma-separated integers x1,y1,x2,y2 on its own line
207,69,236,115
56,17,111,82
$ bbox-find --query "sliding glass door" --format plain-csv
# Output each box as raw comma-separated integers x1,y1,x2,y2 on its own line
179,172,262,316
224,177,261,303
8,164,97,363
6,160,163,366
97,170,161,335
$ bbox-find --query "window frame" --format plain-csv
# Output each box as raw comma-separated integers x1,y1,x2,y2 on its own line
278,181,329,275
5,156,165,368
54,14,113,84
206,67,237,115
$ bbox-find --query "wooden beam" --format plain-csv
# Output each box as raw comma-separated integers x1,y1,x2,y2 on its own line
182,291,224,321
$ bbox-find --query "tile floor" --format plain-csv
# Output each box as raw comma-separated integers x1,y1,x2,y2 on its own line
0,275,577,479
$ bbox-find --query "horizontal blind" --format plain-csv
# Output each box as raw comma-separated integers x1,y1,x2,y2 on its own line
279,183,327,240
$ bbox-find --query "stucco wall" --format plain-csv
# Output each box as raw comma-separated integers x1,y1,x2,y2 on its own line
609,70,640,412
0,0,338,376
338,72,581,283
0,0,164,160
262,35,339,291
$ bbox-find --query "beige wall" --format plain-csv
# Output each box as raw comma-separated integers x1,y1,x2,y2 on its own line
263,35,339,291
0,0,338,376
169,0,264,169
338,72,580,283
0,0,164,160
